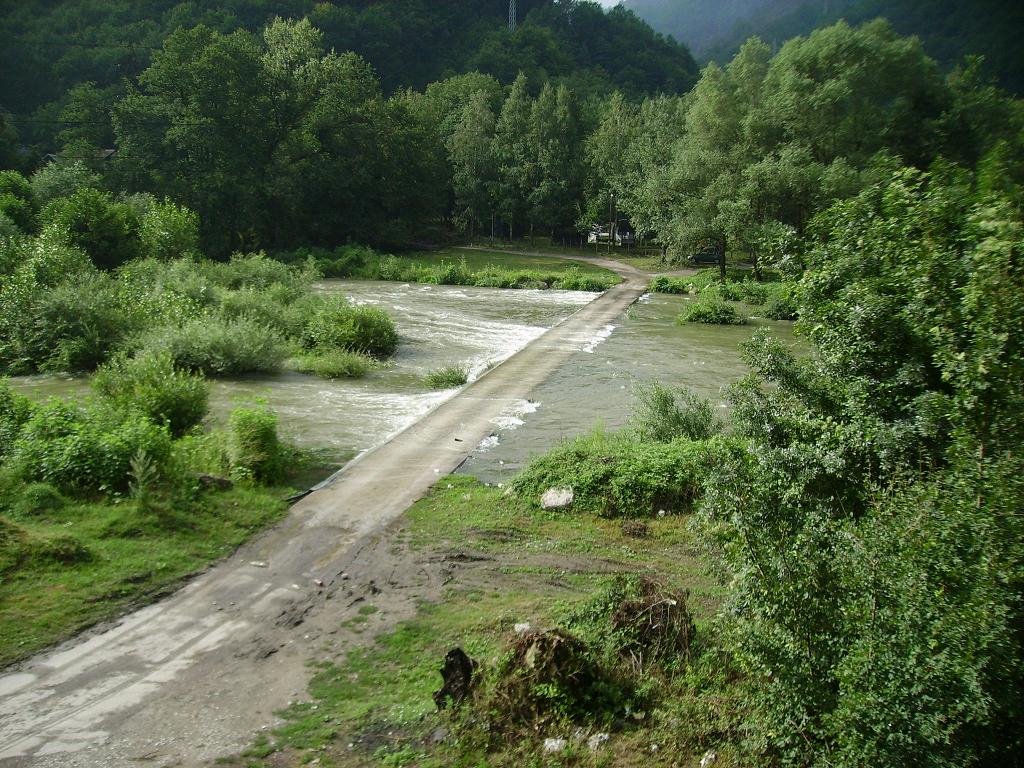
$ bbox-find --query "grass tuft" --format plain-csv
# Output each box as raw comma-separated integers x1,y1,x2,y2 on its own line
424,365,469,389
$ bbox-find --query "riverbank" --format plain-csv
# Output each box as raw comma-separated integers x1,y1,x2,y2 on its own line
0,261,648,767
277,245,621,291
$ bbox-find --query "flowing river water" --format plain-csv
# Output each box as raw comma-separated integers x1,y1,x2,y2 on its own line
7,281,794,481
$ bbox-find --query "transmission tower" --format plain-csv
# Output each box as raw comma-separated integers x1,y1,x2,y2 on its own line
509,0,517,32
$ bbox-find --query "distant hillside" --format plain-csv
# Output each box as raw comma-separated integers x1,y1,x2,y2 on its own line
0,0,698,151
627,0,1024,93
623,0,808,57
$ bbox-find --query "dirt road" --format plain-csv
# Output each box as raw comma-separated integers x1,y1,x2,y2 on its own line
0,260,649,767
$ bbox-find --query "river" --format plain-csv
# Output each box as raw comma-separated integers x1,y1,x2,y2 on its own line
7,283,793,482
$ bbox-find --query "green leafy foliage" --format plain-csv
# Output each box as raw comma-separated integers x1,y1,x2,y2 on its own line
139,198,200,260
227,404,281,483
696,169,1024,765
631,381,722,443
93,352,209,438
678,294,747,325
41,188,141,269
0,170,38,232
132,316,287,377
301,299,399,357
288,350,373,379
0,381,33,460
9,399,172,494
514,428,735,517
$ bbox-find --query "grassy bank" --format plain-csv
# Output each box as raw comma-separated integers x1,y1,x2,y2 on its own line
0,365,327,667
230,474,741,768
0,243,396,381
278,245,620,292
651,269,798,323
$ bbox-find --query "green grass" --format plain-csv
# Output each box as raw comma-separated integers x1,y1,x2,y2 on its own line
423,364,469,389
420,248,612,276
233,475,741,768
278,244,620,291
0,484,290,666
288,350,375,379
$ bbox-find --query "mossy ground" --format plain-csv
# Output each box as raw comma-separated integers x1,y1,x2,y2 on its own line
229,475,743,768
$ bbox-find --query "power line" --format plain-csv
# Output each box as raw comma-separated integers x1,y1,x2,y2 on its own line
2,38,163,52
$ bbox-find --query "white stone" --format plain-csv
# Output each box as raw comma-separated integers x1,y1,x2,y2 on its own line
587,733,609,751
514,622,532,635
543,738,567,753
541,488,574,509
700,751,718,767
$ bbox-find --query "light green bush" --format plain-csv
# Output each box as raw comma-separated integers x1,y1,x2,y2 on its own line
631,381,721,443
302,298,398,357
678,294,747,325
289,350,373,379
0,382,33,459
139,199,200,261
12,483,66,518
133,316,287,376
40,188,141,269
10,400,172,494
227,405,281,483
514,430,734,517
763,283,798,320
93,352,209,437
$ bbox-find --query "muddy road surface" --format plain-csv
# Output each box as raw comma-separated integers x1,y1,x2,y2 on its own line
0,261,648,767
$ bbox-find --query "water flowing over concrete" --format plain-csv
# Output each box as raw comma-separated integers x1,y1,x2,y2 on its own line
0,259,649,768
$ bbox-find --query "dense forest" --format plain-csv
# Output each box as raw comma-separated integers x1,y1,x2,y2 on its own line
627,0,1024,93
2,2,1024,765
0,0,695,151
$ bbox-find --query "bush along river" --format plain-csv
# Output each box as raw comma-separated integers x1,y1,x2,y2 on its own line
459,290,796,484
8,280,601,471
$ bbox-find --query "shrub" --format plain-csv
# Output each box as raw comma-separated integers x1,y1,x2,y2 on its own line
679,295,747,325
552,267,615,292
484,629,633,732
0,382,32,459
29,160,101,205
10,400,172,494
424,364,468,389
30,272,133,372
567,574,696,673
41,188,141,269
205,252,317,297
513,430,730,517
133,316,287,376
218,288,293,335
93,352,209,437
139,199,200,260
631,381,721,443
738,281,770,305
717,281,745,302
12,483,66,518
763,283,798,320
648,276,689,294
302,299,398,357
289,350,373,379
0,212,21,243
227,405,281,483
0,170,38,233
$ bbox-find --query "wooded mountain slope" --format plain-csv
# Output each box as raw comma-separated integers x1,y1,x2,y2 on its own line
627,0,1024,93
